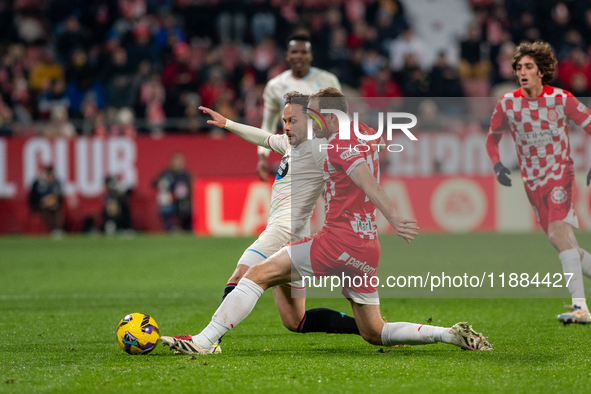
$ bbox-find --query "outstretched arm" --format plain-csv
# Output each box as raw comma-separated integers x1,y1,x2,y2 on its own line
256,101,281,181
348,162,419,243
200,106,272,149
487,99,512,186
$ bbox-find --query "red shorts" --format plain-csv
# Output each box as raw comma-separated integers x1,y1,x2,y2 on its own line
526,168,579,233
286,226,381,304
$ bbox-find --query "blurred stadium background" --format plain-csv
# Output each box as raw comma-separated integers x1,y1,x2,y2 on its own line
1,0,591,236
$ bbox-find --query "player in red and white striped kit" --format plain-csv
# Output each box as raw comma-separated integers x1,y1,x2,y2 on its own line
486,41,591,324
162,88,493,355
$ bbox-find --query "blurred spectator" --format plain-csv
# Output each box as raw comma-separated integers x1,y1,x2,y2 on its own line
153,153,192,232
139,72,167,131
555,30,586,61
65,48,95,87
102,175,133,235
459,23,491,80
0,97,14,136
216,1,247,44
105,47,139,110
29,48,65,92
110,108,137,137
154,13,186,50
162,42,196,116
361,46,387,77
430,52,464,97
29,166,64,237
374,1,408,46
65,75,106,119
15,15,45,44
250,0,277,44
388,28,427,72
544,2,571,47
10,70,33,123
126,22,160,71
360,66,402,98
558,47,591,95
400,54,429,97
44,105,76,138
57,16,90,60
119,0,147,20
198,66,231,110
581,9,591,49
326,27,350,81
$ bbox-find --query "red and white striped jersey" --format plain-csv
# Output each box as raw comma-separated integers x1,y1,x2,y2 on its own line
489,85,591,191
323,122,380,240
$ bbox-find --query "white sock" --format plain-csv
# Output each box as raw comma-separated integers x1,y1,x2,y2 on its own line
559,248,586,307
572,298,589,312
580,249,591,280
381,322,455,346
192,278,264,348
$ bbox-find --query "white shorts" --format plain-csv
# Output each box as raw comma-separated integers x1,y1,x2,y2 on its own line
236,227,291,268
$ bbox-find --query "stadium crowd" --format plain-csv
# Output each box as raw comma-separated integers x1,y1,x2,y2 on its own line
1,0,591,137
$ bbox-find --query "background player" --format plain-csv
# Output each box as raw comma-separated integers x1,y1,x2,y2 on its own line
486,41,591,325
162,88,492,355
256,32,341,181
196,92,360,353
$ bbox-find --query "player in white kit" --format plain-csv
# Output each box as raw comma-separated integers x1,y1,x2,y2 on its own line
186,92,359,354
256,32,341,181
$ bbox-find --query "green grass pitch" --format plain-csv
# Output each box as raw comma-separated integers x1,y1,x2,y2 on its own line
1,233,591,393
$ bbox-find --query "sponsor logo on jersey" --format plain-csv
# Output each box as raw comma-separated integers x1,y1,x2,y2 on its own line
339,148,361,161
350,216,375,234
337,252,376,275
276,155,290,180
550,186,568,204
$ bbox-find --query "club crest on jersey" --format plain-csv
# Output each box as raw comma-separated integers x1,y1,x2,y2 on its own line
550,186,568,204
547,108,558,122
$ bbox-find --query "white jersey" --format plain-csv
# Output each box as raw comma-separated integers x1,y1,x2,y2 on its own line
263,67,341,115
265,134,327,241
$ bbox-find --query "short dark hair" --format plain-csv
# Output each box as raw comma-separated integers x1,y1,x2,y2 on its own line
286,32,311,46
310,87,348,114
511,41,557,85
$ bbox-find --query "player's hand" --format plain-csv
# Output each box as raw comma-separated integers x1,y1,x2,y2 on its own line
391,216,420,244
494,161,512,187
257,155,269,182
199,106,226,128
587,167,591,186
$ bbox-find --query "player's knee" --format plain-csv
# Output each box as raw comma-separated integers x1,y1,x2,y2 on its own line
228,272,244,284
281,315,302,332
547,227,566,250
359,326,383,346
228,264,250,285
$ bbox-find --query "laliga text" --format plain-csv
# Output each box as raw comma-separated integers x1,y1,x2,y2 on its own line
302,272,574,292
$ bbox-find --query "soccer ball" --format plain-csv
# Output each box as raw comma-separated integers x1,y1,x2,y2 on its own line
116,313,160,355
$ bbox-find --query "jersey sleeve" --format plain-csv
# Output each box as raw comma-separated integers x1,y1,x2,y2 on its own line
331,73,342,92
486,98,507,165
310,138,328,170
564,93,591,135
267,134,290,156
489,98,508,135
259,81,282,156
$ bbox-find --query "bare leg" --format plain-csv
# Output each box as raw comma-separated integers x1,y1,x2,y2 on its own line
273,284,306,332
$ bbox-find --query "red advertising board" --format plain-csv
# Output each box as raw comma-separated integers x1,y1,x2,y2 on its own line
2,133,591,234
